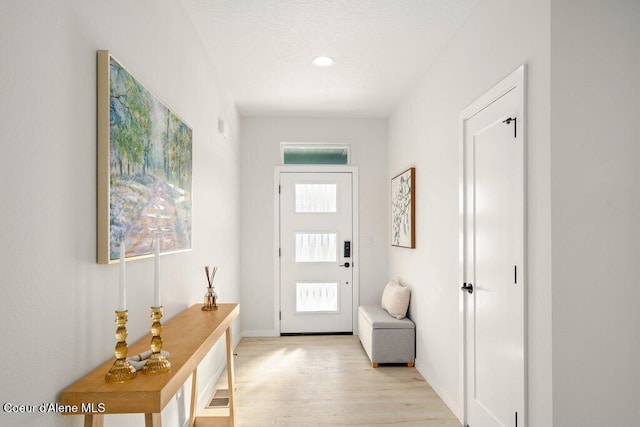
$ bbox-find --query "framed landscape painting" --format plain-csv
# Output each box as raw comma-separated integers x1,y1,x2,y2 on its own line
97,50,192,264
391,167,415,248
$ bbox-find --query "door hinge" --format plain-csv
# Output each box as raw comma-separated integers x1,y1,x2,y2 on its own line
278,184,281,194
514,265,517,284
279,248,281,257
503,116,517,138
279,311,281,320
515,411,518,427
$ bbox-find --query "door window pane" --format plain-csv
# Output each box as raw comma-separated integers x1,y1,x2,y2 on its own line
295,184,337,213
295,233,337,262
296,282,338,312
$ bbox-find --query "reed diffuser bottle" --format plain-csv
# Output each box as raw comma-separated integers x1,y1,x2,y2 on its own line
202,265,218,311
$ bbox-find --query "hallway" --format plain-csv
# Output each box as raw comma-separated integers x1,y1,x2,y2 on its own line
218,336,460,426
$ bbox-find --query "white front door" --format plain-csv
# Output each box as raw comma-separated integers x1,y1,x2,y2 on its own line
461,67,525,427
279,172,353,333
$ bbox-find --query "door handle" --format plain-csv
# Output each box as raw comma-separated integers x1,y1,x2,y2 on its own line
339,262,350,268
460,283,473,294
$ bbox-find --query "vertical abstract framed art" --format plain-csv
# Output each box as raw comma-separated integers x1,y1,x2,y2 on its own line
391,167,415,248
97,50,193,264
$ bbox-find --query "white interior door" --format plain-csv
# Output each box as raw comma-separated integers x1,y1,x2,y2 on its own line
279,172,353,333
461,67,525,427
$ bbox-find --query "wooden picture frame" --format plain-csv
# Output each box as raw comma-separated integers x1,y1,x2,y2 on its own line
97,50,193,264
391,167,415,248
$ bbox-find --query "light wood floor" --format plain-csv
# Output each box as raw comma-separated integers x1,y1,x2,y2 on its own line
218,335,461,426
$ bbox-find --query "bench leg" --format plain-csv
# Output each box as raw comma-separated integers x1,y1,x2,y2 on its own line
372,362,379,368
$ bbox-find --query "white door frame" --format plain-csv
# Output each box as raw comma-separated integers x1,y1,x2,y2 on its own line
458,64,527,424
274,165,360,334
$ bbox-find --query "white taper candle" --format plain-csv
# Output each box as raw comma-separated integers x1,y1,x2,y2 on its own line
118,240,126,311
154,236,160,307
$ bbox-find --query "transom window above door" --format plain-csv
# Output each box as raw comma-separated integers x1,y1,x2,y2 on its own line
281,143,350,165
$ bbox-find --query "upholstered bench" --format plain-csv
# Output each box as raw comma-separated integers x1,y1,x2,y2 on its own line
358,304,415,368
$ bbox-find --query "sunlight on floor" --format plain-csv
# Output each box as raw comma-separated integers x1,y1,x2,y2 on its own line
216,335,461,427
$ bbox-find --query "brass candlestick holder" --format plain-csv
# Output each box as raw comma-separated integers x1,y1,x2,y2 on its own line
141,306,171,375
202,286,218,311
105,310,137,383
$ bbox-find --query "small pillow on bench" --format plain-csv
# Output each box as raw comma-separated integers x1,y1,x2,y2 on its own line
381,281,411,319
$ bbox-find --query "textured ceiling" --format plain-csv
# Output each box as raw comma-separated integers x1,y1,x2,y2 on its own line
180,0,476,117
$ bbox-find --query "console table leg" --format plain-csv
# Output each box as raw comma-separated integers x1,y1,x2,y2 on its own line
225,326,236,426
145,412,162,427
189,368,198,427
84,414,104,427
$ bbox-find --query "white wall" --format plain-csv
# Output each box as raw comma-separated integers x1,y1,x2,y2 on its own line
240,117,388,335
0,1,240,426
551,1,640,425
388,0,551,423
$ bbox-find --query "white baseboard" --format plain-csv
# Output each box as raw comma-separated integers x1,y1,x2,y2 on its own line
241,329,279,337
415,359,463,422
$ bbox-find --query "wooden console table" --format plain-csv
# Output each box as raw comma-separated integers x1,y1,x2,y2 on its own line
60,303,239,427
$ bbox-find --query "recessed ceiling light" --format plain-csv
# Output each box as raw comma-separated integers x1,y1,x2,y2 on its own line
312,56,335,67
